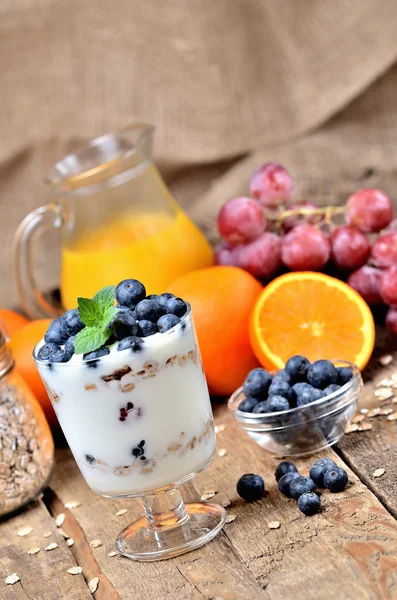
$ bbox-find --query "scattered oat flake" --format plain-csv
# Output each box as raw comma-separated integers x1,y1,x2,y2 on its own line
218,448,227,457
215,424,226,434
345,423,359,433
358,423,372,431
89,577,99,594
393,397,397,404
360,408,369,414
379,354,393,366
27,547,40,555
221,499,231,508
5,573,20,585
67,566,83,575
66,538,74,547
375,388,393,401
55,513,65,527
65,501,81,509
108,551,117,557
352,414,365,424
387,412,397,421
90,539,102,548
116,508,128,516
18,526,33,537
373,468,386,478
380,407,394,416
225,514,236,524
58,529,69,539
378,378,394,387
43,531,52,538
268,521,281,529
367,408,381,418
45,543,58,551
200,490,216,501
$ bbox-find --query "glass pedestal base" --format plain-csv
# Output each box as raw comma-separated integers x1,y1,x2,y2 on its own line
115,501,226,561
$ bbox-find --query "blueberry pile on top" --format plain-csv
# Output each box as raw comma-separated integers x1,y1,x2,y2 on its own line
37,279,188,365
238,355,353,413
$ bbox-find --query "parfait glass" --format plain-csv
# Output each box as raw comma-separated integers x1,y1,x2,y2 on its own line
33,308,226,561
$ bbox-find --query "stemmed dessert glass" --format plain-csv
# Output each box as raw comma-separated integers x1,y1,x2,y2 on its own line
34,308,226,561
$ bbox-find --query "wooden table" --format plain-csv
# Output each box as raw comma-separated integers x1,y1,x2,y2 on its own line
2,334,397,599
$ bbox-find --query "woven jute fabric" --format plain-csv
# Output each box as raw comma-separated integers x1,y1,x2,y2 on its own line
1,0,397,307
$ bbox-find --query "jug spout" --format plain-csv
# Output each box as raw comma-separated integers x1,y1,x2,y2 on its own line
46,123,155,194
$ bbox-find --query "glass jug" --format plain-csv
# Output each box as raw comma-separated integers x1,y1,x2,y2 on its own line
14,123,214,319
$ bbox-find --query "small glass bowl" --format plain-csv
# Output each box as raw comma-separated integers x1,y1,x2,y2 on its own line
228,360,363,457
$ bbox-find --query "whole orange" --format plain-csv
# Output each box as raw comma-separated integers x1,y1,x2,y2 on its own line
11,319,58,428
0,309,29,338
168,266,263,396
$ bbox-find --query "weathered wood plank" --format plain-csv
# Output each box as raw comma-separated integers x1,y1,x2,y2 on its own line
0,499,91,600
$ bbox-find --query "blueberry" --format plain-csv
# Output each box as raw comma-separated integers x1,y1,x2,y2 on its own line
272,370,291,385
323,467,348,492
83,346,110,367
267,395,290,412
137,320,157,337
243,368,271,401
278,472,300,496
275,461,298,482
165,297,187,317
307,360,337,389
157,314,180,332
252,400,269,414
238,397,258,412
116,279,146,308
109,310,138,340
236,473,265,502
323,384,341,396
309,458,337,487
63,309,84,336
158,293,174,307
135,299,165,322
296,385,324,407
285,355,310,382
37,343,60,361
337,366,353,386
117,336,144,352
298,492,321,516
85,454,96,464
292,382,312,396
44,317,69,345
146,294,159,301
268,380,293,402
64,336,75,357
49,348,73,363
289,476,316,500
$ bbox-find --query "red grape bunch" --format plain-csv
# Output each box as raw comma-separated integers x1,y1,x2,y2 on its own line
215,163,397,335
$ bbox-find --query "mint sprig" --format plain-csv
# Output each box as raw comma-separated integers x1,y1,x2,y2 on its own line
74,285,117,354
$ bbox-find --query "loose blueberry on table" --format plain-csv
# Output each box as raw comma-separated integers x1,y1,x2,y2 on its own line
236,474,265,502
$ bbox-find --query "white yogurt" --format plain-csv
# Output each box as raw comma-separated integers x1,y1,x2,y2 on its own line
35,313,215,496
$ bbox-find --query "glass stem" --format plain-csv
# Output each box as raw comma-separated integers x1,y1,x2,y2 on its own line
141,486,189,532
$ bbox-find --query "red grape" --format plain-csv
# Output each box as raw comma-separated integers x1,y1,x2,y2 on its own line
346,189,393,233
379,267,397,306
236,232,282,279
370,232,397,268
217,197,265,244
282,201,321,232
385,218,397,233
281,225,330,271
214,242,240,266
386,308,397,335
249,163,293,207
347,266,383,305
330,226,370,270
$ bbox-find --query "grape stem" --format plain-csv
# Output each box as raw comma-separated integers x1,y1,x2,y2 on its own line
265,205,345,222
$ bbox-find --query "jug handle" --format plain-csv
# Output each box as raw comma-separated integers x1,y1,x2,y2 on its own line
14,204,63,320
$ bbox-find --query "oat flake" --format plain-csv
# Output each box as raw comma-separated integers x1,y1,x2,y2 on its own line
58,529,69,539
360,408,369,414
90,539,102,548
108,551,117,557
27,547,40,555
116,508,128,516
358,423,372,431
379,408,394,416
66,538,74,547
218,448,228,457
379,354,393,366
387,412,397,421
345,423,359,433
214,424,226,434
89,577,99,594
43,531,52,538
225,514,236,523
55,513,65,527
67,566,83,575
375,388,393,401
373,468,386,477
352,414,365,424
367,408,381,418
18,526,33,537
200,490,216,501
268,521,281,529
45,543,58,551
5,573,20,585
65,501,81,509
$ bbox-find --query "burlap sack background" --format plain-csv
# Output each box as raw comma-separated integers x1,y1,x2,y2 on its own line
2,0,397,308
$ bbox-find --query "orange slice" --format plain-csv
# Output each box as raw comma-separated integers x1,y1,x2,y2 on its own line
250,272,375,371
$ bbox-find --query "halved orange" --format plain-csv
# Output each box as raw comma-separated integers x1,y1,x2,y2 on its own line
250,272,375,371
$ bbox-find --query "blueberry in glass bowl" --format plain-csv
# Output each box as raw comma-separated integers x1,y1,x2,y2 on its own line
228,359,363,457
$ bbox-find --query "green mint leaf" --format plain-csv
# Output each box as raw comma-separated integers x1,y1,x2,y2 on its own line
74,326,111,355
102,304,117,325
77,297,102,327
92,285,116,311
